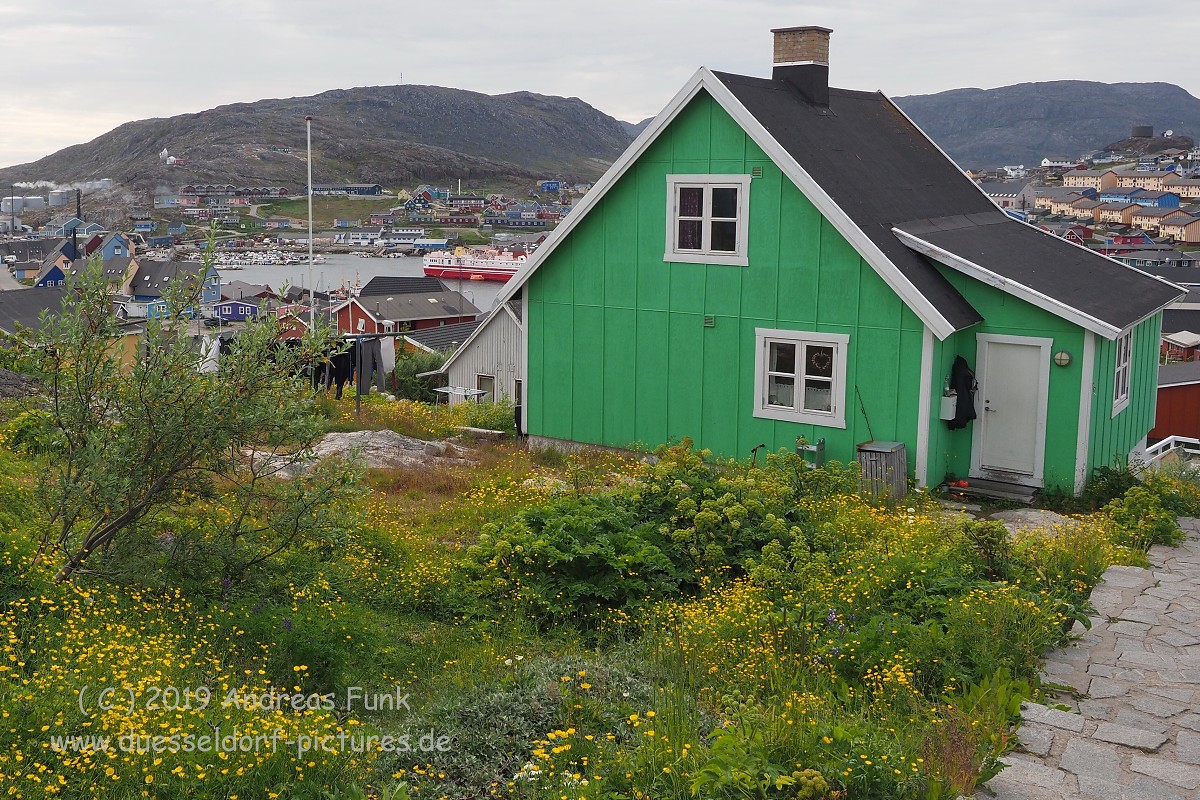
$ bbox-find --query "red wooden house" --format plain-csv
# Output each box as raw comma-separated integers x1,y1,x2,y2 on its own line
1151,361,1200,440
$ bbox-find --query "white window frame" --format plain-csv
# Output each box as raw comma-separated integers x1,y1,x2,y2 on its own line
664,174,751,266
752,328,850,428
1112,329,1132,415
476,373,496,402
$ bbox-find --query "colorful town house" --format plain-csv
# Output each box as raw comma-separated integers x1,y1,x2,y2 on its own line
452,26,1184,494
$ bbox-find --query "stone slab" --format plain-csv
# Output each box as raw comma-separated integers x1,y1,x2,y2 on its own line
1130,755,1200,789
1092,722,1169,751
1059,738,1123,781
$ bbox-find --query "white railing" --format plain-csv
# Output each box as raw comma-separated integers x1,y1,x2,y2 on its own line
1146,436,1200,466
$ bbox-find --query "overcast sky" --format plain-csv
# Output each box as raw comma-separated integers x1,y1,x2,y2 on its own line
1,1,1196,171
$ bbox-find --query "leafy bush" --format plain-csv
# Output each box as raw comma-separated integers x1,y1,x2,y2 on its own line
462,398,516,434
464,496,680,625
1104,484,1182,548
390,349,448,402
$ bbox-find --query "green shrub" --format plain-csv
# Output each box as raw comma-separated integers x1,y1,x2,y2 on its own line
463,496,680,626
1105,484,1182,548
1081,462,1141,510
463,398,516,434
390,350,448,402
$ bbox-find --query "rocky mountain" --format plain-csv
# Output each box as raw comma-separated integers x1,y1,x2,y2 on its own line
893,81,1200,169
0,84,639,194
619,117,655,138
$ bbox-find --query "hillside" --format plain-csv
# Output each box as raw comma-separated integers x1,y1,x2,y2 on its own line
894,80,1200,168
0,84,638,194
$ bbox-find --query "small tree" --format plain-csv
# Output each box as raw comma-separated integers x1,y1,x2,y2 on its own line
391,349,449,402
27,254,360,584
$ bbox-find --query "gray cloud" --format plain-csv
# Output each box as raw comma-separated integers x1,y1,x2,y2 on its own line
1,1,1196,169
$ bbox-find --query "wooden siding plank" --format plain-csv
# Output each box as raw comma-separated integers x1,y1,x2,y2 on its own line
666,312,705,443
539,302,574,439
572,304,605,443
776,180,820,326
572,204,606,306
634,310,669,446
602,307,637,445
700,323,741,456
604,180,639,309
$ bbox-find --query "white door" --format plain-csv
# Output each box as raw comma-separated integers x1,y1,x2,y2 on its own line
972,335,1052,485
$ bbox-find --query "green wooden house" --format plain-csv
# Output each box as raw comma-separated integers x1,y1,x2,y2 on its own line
474,26,1184,494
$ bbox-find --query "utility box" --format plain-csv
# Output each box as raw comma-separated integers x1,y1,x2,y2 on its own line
856,441,907,499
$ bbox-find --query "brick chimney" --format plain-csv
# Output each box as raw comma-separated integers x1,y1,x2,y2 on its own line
771,26,831,106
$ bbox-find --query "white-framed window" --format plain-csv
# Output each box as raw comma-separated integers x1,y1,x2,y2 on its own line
664,174,750,266
476,374,495,402
1113,329,1132,414
753,328,850,428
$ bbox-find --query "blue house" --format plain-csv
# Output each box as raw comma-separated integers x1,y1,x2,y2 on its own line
213,299,261,321
44,217,104,238
87,232,132,262
167,222,187,235
1099,187,1144,204
133,220,157,232
129,260,221,305
34,262,66,288
1131,191,1181,209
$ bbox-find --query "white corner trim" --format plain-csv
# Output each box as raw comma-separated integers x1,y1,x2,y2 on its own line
501,300,522,329
894,228,1123,340
1074,331,1096,495
915,326,934,487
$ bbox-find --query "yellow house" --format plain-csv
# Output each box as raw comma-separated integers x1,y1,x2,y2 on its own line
1063,169,1117,190
1130,207,1191,233
1096,202,1138,225
1160,215,1200,244
1163,175,1200,199
1068,198,1104,220
1115,170,1175,191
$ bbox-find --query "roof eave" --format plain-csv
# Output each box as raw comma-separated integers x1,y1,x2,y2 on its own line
893,227,1126,340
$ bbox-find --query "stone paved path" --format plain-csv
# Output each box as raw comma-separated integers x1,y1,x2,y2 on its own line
978,517,1200,799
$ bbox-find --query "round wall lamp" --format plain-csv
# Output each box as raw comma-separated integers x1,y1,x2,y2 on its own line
1053,350,1072,367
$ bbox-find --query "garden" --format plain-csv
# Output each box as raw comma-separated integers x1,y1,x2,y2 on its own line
2,378,1196,799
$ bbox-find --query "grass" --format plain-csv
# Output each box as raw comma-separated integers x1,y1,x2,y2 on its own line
2,398,1195,800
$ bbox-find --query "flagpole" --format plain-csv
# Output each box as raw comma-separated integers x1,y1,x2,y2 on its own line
306,115,314,327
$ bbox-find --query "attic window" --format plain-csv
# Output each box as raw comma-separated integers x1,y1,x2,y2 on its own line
664,174,750,266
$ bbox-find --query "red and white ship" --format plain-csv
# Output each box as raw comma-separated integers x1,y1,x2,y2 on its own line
422,247,526,282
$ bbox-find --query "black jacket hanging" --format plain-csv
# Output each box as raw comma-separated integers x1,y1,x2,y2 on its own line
948,355,977,430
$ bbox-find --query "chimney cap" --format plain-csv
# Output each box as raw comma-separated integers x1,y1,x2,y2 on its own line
770,25,832,34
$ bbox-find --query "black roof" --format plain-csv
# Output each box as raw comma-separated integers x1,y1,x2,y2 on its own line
1162,308,1200,334
894,214,1182,331
1132,265,1200,284
357,291,480,323
713,70,1184,333
713,72,985,330
358,276,447,297
0,287,67,335
403,319,483,352
1159,361,1200,388
129,260,210,298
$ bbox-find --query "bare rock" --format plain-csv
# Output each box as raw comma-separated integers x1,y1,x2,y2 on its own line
990,509,1080,536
